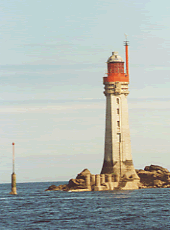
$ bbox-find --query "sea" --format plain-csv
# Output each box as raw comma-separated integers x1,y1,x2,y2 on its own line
0,182,170,230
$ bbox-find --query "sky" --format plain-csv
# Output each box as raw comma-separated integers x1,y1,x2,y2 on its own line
1,0,170,183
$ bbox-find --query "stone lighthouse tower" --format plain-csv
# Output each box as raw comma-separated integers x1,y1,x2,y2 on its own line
101,41,139,189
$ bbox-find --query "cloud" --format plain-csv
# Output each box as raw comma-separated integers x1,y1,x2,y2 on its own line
0,97,170,115
129,100,170,110
0,101,105,114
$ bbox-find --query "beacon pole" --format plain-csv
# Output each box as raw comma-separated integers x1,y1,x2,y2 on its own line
12,142,15,173
9,142,17,195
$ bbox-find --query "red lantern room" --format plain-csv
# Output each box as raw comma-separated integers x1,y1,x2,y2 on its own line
103,42,129,83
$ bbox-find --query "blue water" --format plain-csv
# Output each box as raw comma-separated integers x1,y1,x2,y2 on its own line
0,182,170,230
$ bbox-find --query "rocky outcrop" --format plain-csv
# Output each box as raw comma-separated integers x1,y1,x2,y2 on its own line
76,168,91,180
45,184,69,191
68,179,86,188
68,168,91,189
136,165,170,189
45,165,170,191
45,169,91,191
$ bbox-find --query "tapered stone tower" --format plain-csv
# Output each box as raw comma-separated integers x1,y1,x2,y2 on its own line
101,41,139,189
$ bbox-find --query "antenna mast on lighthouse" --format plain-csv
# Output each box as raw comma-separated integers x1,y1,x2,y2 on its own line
124,33,129,77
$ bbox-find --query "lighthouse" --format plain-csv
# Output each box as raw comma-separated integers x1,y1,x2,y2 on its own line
100,40,139,189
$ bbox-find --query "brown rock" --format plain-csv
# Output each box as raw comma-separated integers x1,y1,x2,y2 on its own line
135,169,144,174
45,168,92,192
136,165,170,189
144,165,169,173
153,180,164,188
166,185,170,188
67,168,92,189
45,185,57,191
68,178,85,188
45,184,69,191
137,170,155,186
76,169,91,180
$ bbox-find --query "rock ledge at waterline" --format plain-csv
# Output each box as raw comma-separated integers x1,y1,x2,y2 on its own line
45,165,170,192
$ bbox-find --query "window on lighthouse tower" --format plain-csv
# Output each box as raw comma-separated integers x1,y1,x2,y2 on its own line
117,133,121,142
